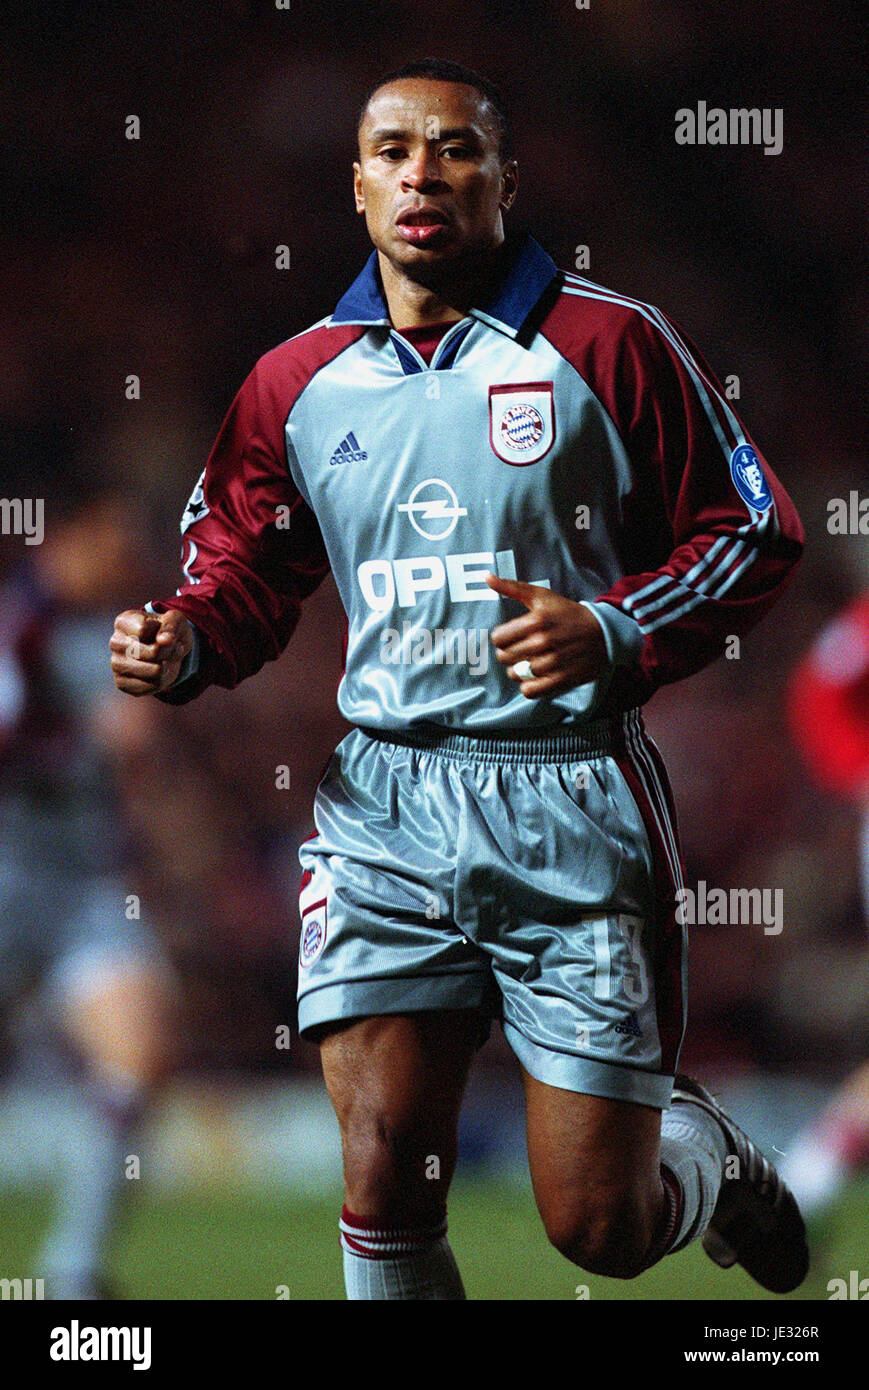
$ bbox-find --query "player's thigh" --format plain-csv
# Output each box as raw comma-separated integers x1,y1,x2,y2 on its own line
522,1066,662,1253
319,1010,481,1210
55,953,179,1086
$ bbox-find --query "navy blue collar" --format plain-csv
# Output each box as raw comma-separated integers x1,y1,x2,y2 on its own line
329,232,558,340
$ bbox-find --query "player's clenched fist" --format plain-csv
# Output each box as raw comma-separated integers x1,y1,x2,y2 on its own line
110,609,193,696
487,574,609,698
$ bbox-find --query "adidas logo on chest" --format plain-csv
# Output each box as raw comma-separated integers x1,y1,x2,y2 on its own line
329,431,368,466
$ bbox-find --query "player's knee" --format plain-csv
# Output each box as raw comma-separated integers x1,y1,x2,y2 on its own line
542,1188,656,1280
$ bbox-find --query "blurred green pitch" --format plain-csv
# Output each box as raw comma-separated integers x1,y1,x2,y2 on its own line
1,1179,865,1301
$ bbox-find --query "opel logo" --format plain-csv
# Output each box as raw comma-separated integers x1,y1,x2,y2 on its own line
396,478,468,541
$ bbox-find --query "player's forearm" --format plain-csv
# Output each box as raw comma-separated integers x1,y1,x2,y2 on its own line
594,510,805,696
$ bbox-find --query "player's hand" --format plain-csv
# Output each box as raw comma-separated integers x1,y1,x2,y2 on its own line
110,609,193,696
486,574,609,698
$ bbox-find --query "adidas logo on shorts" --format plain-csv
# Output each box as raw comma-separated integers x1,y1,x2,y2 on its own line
614,1011,643,1037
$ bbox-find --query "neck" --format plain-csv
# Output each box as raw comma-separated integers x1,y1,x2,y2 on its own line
377,238,508,328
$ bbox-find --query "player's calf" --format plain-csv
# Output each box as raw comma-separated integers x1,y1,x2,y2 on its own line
338,1103,457,1223
332,1093,467,1296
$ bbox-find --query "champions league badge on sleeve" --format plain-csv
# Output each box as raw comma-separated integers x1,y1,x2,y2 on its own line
730,443,773,512
180,468,208,533
489,382,555,465
299,898,327,968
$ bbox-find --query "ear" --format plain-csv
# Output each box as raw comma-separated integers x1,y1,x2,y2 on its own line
500,160,519,212
353,161,365,213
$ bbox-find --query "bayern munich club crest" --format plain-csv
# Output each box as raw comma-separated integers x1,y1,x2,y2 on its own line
489,382,555,465
299,898,327,968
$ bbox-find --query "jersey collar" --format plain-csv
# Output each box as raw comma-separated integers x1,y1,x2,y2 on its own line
329,231,558,340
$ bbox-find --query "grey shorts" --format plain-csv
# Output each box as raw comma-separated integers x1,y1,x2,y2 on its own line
297,713,687,1109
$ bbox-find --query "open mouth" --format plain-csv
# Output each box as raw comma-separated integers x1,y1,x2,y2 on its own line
396,207,450,244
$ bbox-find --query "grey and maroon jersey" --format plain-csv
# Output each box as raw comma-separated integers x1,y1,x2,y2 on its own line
152,232,803,731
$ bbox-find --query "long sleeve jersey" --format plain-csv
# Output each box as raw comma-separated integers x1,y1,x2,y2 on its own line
151,231,804,731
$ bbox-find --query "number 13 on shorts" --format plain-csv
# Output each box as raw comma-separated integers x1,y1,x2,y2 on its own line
577,913,655,1056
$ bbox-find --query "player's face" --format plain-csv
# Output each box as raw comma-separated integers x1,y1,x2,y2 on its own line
354,79,517,275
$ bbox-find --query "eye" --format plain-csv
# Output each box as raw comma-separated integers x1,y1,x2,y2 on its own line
440,145,471,159
378,146,406,161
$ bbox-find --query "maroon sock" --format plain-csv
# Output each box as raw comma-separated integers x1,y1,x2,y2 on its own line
339,1205,448,1258
640,1165,684,1270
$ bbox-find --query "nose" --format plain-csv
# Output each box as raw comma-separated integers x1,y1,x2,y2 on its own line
402,145,445,190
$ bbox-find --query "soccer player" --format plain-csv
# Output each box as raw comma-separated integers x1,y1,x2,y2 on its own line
111,59,808,1299
1,477,177,1298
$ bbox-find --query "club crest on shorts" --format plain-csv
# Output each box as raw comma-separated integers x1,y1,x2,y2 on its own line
730,443,772,513
489,382,555,465
299,898,327,968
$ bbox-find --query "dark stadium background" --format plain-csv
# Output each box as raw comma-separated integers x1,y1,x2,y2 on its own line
0,0,865,1299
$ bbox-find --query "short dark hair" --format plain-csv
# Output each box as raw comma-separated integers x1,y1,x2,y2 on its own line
357,58,513,161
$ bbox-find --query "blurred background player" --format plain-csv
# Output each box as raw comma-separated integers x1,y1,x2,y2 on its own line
782,594,869,1228
0,446,178,1299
